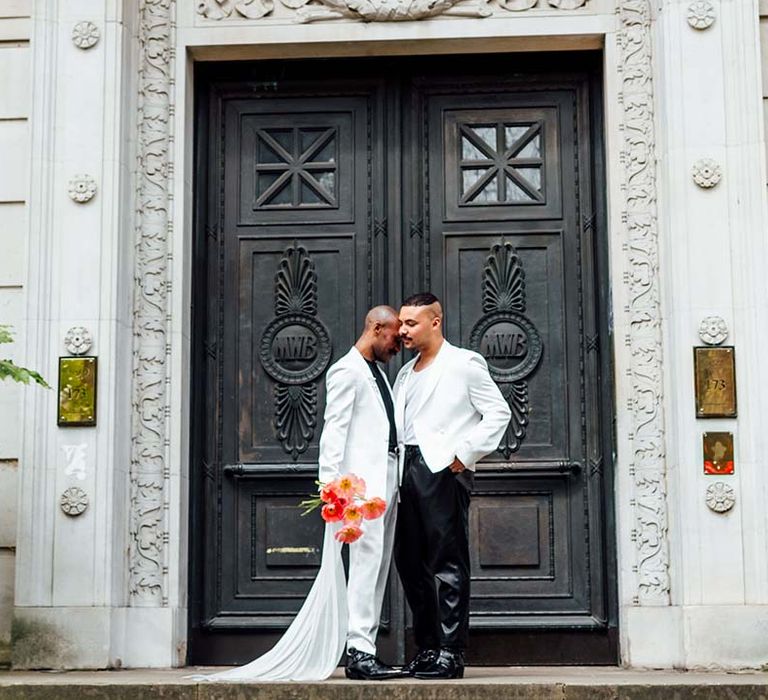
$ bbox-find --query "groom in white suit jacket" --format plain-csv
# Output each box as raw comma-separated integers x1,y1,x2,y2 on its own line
317,305,405,681
393,293,511,679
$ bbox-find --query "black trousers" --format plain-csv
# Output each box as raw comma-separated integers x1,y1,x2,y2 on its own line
394,445,473,651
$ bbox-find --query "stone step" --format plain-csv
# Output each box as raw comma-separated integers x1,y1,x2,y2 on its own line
2,668,768,700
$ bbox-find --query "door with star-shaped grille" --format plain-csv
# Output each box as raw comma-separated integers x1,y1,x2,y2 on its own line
190,54,616,666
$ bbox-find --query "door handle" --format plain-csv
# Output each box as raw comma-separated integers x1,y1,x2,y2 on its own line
556,460,582,476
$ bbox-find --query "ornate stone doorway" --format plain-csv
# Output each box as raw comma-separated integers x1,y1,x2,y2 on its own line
189,53,617,665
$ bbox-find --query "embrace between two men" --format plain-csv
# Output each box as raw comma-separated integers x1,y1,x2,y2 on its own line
319,292,511,680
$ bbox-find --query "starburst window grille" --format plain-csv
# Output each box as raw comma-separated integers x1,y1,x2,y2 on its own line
255,127,338,209
459,122,544,205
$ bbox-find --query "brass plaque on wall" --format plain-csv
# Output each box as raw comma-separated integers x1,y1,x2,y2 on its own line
57,356,97,426
703,432,734,475
694,346,736,418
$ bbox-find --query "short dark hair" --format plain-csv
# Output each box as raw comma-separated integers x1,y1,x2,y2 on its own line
402,292,440,307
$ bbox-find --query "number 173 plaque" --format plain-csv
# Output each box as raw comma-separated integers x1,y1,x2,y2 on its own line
693,346,737,418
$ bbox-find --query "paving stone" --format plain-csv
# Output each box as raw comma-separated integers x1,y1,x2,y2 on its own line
200,682,564,700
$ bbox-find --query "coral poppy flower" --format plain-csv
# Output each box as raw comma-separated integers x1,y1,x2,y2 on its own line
335,525,363,544
321,502,344,523
320,482,342,504
349,474,367,497
360,497,387,520
342,505,363,525
334,474,367,499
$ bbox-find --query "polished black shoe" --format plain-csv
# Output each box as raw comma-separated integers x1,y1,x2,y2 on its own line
403,648,439,675
413,648,465,679
345,647,407,680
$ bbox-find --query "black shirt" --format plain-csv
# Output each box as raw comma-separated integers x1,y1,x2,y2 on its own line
365,358,398,454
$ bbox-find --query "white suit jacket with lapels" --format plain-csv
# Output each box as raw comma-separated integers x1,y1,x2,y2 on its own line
393,340,512,475
317,347,396,500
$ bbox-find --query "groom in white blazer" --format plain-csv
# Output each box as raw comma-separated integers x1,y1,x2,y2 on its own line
317,305,405,680
393,292,511,679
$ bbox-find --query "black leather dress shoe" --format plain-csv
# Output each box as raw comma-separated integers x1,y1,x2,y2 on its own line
345,648,407,680
413,648,465,679
403,648,439,675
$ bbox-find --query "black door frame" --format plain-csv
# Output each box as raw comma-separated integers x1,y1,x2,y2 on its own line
188,52,618,666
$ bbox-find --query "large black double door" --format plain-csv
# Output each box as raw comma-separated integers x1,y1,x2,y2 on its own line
190,54,617,665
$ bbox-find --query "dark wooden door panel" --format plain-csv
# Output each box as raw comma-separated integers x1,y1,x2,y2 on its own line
191,57,615,665
199,80,390,646
405,78,607,637
235,237,356,464
443,233,568,460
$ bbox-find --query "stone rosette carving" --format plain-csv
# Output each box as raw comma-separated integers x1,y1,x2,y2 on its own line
64,326,93,356
60,486,89,516
692,159,722,188
706,482,735,513
129,0,175,607
687,0,715,29
72,21,100,49
618,0,671,605
68,174,97,203
197,0,588,21
698,316,728,346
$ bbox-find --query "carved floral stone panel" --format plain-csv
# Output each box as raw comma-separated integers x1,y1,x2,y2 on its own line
197,0,590,22
129,0,175,608
618,0,671,605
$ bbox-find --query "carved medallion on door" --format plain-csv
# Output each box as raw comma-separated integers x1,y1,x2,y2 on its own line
470,242,543,456
259,244,333,459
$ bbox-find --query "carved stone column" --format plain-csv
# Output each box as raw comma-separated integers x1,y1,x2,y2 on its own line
129,0,176,609
617,0,671,608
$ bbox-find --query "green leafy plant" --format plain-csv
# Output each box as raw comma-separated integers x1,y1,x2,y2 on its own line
0,325,49,388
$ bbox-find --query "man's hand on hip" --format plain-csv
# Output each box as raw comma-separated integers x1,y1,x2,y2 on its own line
449,456,466,473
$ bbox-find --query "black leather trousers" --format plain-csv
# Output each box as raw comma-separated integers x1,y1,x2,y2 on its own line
394,445,473,651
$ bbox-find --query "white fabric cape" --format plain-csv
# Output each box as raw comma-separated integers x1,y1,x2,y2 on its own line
191,523,347,682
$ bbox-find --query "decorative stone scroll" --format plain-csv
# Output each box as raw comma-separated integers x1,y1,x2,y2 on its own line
618,0,671,605
470,242,543,457
196,0,589,22
260,245,332,459
129,0,175,607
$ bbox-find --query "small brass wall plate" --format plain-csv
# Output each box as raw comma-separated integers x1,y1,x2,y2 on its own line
693,346,737,418
703,432,734,475
57,356,97,426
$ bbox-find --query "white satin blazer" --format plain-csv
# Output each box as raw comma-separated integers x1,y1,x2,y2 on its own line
393,340,511,475
317,346,396,500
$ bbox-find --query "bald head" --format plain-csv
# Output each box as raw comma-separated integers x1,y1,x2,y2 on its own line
356,305,402,363
364,305,399,330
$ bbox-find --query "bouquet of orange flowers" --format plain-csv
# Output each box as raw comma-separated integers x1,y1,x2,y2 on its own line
301,473,387,543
